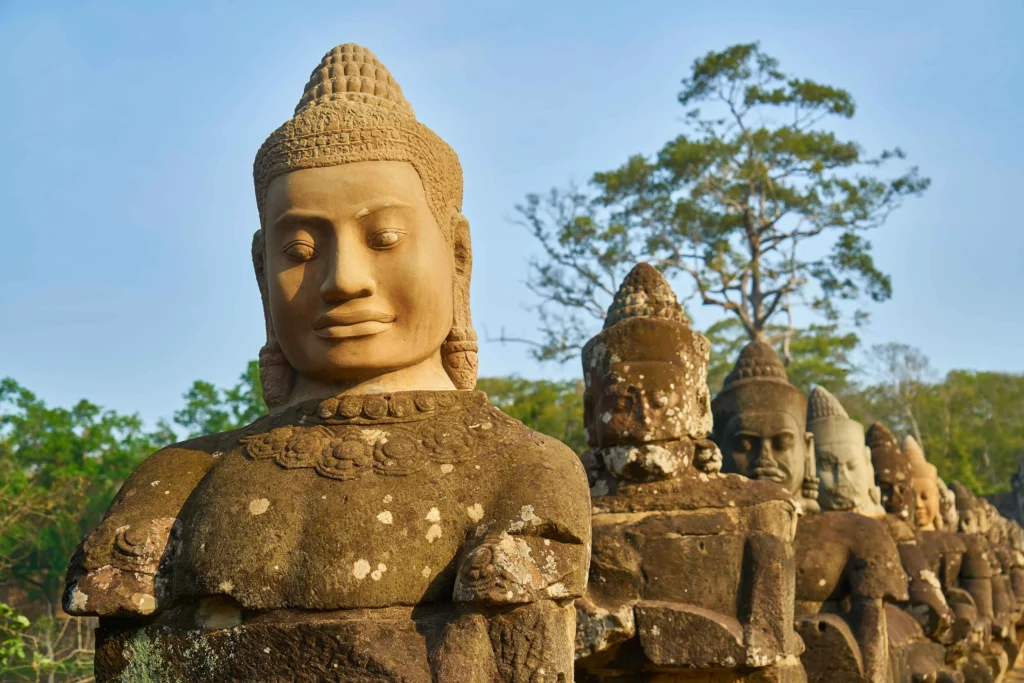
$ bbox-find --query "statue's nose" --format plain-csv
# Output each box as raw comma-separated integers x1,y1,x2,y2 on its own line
754,440,776,467
322,240,377,302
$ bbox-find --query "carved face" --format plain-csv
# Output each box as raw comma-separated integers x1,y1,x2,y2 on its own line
263,161,455,384
587,361,697,445
720,411,811,496
817,443,878,514
959,508,981,535
876,473,915,522
913,476,941,530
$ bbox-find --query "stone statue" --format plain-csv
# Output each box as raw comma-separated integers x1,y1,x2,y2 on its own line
906,436,942,532
574,263,805,682
712,341,820,513
713,345,904,682
906,436,999,681
806,386,884,518
950,482,1011,678
866,423,961,681
63,43,592,682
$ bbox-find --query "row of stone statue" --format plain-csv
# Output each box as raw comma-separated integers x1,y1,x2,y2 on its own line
576,262,1024,683
61,42,1022,682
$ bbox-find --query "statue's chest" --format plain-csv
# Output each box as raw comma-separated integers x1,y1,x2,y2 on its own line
172,418,500,610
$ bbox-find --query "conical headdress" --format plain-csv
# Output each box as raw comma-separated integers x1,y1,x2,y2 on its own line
904,435,937,481
711,340,806,427
949,481,978,513
867,422,910,483
253,44,462,230
808,385,849,421
807,385,863,446
251,44,476,405
603,263,690,329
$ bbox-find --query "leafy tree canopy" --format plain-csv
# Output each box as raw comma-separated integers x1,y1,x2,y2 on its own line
519,42,928,361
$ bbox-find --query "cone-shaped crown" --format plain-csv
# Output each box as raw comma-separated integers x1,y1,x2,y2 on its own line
604,263,689,329
867,422,899,451
868,421,911,483
949,481,977,512
722,340,789,388
807,385,849,422
904,435,937,480
295,43,413,116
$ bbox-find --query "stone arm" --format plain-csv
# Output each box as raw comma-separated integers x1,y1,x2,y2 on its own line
895,539,954,641
743,532,800,666
846,518,911,683
434,437,591,682
63,434,225,618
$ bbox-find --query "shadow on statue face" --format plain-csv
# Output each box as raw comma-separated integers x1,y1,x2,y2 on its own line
914,478,941,529
263,161,455,385
588,362,691,445
959,508,980,535
720,411,810,495
817,443,875,513
878,478,915,522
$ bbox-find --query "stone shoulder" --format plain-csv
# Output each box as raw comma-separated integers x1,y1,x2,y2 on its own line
483,407,592,547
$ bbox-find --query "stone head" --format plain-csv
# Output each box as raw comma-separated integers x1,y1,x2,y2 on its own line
252,44,476,408
807,386,884,517
978,499,1002,544
867,422,915,522
711,341,818,511
582,263,712,451
949,482,981,535
904,436,941,530
937,478,959,532
1009,522,1024,554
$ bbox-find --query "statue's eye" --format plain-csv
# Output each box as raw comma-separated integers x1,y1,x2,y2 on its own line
847,460,858,472
283,241,317,262
774,434,795,450
368,230,406,249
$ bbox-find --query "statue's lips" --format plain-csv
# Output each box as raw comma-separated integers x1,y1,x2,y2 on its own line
752,466,786,483
829,495,856,511
313,310,396,339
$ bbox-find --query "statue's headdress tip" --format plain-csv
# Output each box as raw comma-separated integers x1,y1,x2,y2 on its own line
722,340,788,388
866,422,898,450
604,262,689,328
295,42,414,116
807,385,848,421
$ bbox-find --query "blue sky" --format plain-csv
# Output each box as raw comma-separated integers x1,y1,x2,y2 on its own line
1,1,1022,426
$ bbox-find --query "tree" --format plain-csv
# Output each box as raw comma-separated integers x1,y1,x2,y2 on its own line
173,360,267,438
863,342,934,444
705,319,860,395
519,42,928,362
476,377,588,454
0,378,174,681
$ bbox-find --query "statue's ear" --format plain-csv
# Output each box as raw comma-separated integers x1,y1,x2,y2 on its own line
450,212,472,279
804,431,815,465
442,211,478,390
251,230,294,410
251,231,273,339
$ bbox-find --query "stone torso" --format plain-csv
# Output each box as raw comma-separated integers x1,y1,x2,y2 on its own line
66,391,591,682
173,391,528,611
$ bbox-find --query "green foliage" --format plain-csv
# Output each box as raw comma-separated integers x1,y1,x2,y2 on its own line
706,319,859,395
519,42,928,360
846,367,1024,495
476,376,588,454
0,379,173,603
173,360,267,438
0,603,29,667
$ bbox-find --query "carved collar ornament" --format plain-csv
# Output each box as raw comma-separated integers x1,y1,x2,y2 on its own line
239,390,504,481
